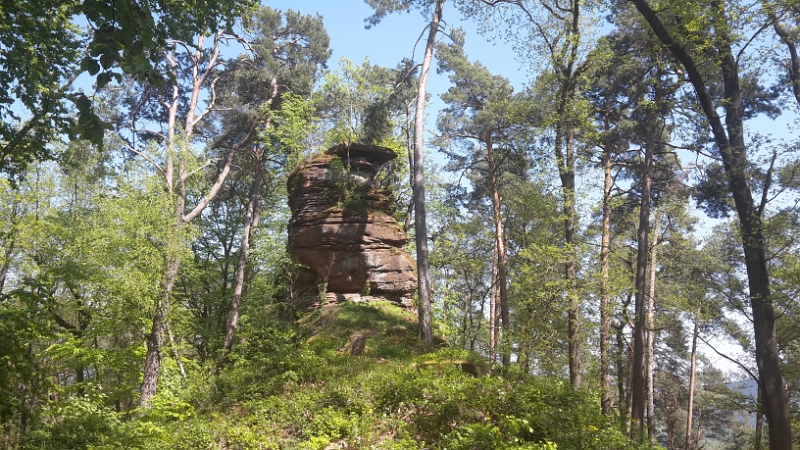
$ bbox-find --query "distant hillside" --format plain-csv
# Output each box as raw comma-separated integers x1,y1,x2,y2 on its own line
727,379,759,427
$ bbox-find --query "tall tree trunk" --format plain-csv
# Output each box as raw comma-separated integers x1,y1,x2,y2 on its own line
626,332,634,434
166,319,186,380
631,124,656,441
405,102,414,232
413,0,444,345
220,159,264,363
489,251,498,365
646,211,661,444
139,46,192,408
139,35,248,406
491,0,584,385
486,132,509,366
556,124,580,386
141,250,179,407
686,310,699,450
770,15,800,107
626,3,792,447
600,134,613,415
755,387,764,450
616,319,630,434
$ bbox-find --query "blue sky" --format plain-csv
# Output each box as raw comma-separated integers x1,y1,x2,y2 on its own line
265,0,528,137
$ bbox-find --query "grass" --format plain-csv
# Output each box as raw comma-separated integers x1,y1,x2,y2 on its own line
300,301,424,360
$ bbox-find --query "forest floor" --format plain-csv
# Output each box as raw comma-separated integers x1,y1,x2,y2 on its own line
21,301,657,450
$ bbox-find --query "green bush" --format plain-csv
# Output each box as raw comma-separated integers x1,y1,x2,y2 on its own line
17,302,659,450
370,362,649,450
21,395,137,450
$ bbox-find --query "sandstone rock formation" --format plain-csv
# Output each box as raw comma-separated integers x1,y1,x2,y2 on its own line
287,142,417,306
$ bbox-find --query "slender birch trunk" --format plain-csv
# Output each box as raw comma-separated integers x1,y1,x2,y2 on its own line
139,33,252,407
220,160,264,362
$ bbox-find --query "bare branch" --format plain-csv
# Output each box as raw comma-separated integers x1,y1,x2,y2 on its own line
119,139,167,180
180,159,215,183
697,334,759,382
192,76,222,126
478,0,537,23
181,125,258,223
758,150,778,215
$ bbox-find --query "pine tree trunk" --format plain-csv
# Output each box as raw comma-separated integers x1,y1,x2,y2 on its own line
685,310,699,450
489,252,498,366
413,0,444,346
646,212,661,443
556,126,580,387
616,318,630,434
626,3,792,447
631,124,656,441
600,142,613,415
626,333,634,434
486,132,509,366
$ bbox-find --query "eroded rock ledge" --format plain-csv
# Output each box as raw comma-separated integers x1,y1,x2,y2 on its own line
287,142,417,306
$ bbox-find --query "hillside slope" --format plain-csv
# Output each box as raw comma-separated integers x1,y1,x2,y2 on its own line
21,301,657,450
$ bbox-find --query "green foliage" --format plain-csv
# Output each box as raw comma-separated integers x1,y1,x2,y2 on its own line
327,155,367,210
317,57,416,146
0,0,83,178
0,0,258,175
21,394,136,450
372,364,645,449
5,266,657,450
269,92,318,172
216,322,326,399
0,290,53,430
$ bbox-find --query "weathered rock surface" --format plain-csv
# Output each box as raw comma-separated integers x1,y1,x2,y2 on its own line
287,143,417,305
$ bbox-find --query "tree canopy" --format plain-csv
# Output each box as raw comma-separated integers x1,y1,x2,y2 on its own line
3,1,800,449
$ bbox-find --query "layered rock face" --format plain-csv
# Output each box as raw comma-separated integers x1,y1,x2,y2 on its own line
287,142,417,305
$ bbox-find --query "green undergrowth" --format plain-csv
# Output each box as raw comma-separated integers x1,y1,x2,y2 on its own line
21,301,659,450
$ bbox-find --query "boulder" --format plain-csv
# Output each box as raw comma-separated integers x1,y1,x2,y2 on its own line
287,143,417,305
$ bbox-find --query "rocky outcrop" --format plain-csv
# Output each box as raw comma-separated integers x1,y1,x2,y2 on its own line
287,142,417,306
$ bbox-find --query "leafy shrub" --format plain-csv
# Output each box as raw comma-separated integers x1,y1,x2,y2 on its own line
160,420,214,450
302,406,353,441
371,361,650,450
216,324,328,401
21,395,134,450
